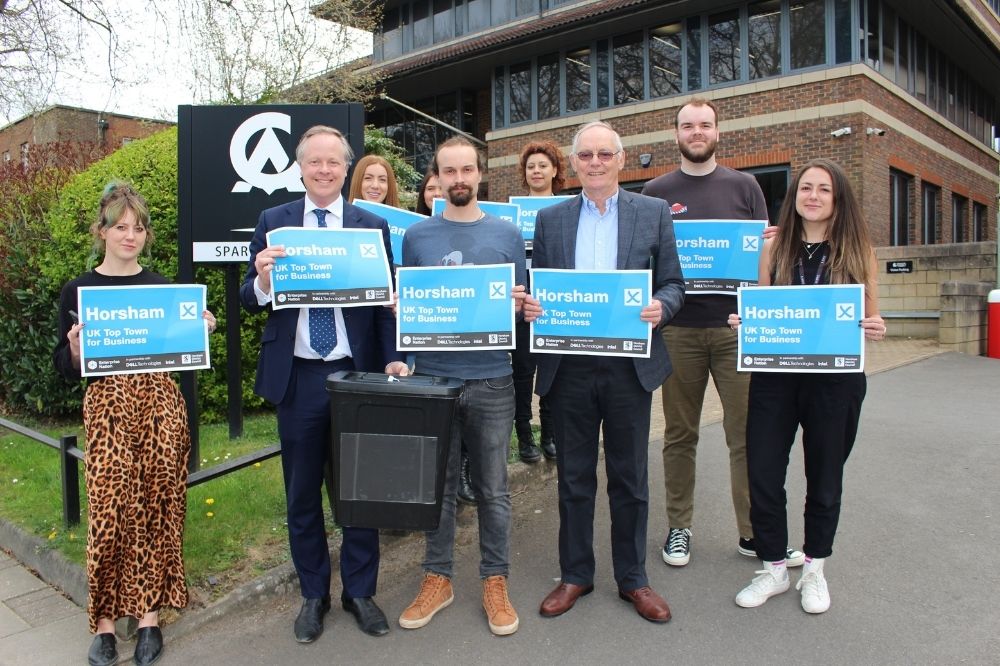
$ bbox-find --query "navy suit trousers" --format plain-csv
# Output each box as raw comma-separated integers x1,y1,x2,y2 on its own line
276,358,379,600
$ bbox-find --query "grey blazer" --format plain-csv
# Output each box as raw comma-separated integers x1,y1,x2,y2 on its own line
531,188,685,395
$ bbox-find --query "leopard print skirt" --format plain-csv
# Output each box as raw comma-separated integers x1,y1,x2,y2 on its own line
83,373,190,632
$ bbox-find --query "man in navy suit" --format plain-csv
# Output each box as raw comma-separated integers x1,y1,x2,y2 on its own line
240,125,407,643
524,120,685,623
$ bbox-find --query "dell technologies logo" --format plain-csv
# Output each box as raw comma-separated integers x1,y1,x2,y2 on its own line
230,112,305,195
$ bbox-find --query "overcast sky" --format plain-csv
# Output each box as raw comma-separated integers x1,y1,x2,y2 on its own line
5,4,372,124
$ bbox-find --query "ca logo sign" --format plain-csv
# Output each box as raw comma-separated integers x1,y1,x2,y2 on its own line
230,113,305,194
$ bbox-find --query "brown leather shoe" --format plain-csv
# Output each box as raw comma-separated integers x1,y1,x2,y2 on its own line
618,586,671,623
539,582,594,617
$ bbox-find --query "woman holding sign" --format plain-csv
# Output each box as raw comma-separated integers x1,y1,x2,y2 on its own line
727,159,885,615
511,140,567,463
348,155,402,208
53,182,216,666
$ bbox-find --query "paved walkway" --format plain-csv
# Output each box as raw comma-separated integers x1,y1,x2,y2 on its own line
0,338,949,665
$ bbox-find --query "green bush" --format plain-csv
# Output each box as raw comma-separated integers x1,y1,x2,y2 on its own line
40,128,267,421
0,143,105,415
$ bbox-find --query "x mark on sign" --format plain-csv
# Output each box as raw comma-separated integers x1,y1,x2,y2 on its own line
836,303,855,320
489,282,506,299
624,288,642,305
743,236,759,251
179,302,197,319
359,243,377,258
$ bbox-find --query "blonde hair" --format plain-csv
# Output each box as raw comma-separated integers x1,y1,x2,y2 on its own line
89,181,153,258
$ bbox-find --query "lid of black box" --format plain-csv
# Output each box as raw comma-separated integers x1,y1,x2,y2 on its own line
325,371,464,397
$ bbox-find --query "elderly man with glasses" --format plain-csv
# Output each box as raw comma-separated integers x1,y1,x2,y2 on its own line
523,120,685,623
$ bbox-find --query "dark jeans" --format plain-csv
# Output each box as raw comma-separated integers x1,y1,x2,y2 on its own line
423,375,515,578
547,356,652,591
746,371,866,562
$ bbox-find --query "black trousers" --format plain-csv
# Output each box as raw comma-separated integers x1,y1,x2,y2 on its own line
547,356,651,591
512,320,550,433
746,371,866,562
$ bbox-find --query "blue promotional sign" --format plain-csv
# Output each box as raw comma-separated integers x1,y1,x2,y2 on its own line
431,198,520,228
507,195,574,242
351,199,426,265
737,284,865,372
673,219,767,294
265,227,393,309
78,284,209,377
530,269,652,358
396,265,516,351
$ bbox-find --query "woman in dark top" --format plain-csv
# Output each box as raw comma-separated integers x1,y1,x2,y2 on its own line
54,182,216,666
728,159,885,615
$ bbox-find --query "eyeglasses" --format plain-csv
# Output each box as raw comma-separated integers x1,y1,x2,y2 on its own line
574,150,621,163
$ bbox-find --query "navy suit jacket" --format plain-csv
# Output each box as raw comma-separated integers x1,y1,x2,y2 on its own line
239,198,404,405
531,189,685,395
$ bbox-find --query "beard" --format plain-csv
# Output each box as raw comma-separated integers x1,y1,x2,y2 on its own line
447,184,474,206
678,136,717,163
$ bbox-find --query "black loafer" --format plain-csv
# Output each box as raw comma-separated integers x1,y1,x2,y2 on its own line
342,595,390,636
133,626,163,666
294,596,331,643
87,632,118,666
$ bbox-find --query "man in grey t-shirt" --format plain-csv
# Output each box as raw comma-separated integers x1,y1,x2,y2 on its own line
397,137,527,637
642,98,803,569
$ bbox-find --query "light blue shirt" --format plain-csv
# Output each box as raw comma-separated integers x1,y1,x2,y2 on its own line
575,189,620,270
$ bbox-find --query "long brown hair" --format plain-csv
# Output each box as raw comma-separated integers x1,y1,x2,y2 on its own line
348,155,400,207
770,158,873,288
519,140,566,194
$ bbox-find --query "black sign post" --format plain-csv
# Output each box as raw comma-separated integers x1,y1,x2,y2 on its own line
177,104,365,469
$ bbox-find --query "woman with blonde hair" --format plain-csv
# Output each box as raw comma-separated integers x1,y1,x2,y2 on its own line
54,182,216,666
728,158,885,615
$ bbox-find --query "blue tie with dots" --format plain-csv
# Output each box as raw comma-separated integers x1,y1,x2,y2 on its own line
308,209,337,357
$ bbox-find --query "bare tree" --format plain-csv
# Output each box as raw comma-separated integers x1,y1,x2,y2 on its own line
178,0,382,105
0,0,130,121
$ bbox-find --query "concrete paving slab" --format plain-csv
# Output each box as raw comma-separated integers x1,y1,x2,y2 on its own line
5,588,80,628
0,604,29,641
0,567,47,601
0,610,91,666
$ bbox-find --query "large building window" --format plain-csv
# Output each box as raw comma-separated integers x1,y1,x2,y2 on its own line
889,169,911,246
952,194,967,243
650,23,682,97
494,66,505,128
596,39,610,108
613,32,645,105
790,0,826,70
537,53,560,120
412,0,431,49
749,1,781,79
743,165,790,224
468,0,490,32
922,183,940,244
709,10,741,85
433,0,453,43
566,46,592,113
687,16,702,90
973,202,988,242
834,0,851,63
509,61,532,124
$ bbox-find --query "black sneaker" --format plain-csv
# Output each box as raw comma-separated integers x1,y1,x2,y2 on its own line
738,538,806,567
661,528,691,566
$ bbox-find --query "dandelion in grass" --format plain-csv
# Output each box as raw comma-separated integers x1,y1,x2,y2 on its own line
48,531,57,540
206,512,215,518
205,498,215,506
253,462,261,468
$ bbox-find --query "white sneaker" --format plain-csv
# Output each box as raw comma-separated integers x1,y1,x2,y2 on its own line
735,564,790,608
796,559,830,614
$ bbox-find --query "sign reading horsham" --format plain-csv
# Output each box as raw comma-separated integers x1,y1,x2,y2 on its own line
78,284,210,377
396,264,516,351
737,284,865,372
265,227,393,309
530,269,652,358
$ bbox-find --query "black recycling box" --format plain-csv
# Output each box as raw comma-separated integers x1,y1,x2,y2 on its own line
325,371,464,530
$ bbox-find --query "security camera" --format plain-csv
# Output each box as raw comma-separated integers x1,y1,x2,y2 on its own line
639,153,652,168
830,127,852,138
866,127,886,136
